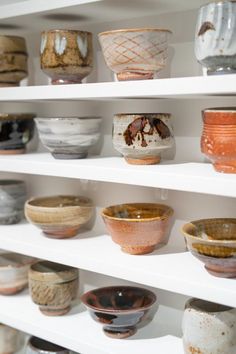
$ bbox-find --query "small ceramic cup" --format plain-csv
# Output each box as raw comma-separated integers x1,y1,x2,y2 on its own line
0,324,23,354
182,298,236,354
26,336,69,354
40,29,93,84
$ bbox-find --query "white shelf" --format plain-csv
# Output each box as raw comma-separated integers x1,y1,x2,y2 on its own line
0,223,235,308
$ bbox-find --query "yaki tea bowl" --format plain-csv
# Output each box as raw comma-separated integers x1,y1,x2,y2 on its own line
182,218,236,278
0,324,23,354
26,336,69,354
25,195,94,238
81,286,157,338
98,28,172,81
101,203,174,255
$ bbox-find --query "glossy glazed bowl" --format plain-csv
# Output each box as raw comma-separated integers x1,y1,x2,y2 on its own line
0,324,23,354
35,117,102,159
26,337,69,354
113,113,174,164
29,260,78,316
101,203,174,255
81,286,157,338
98,28,172,81
182,218,236,278
40,30,93,84
0,253,35,295
25,195,94,238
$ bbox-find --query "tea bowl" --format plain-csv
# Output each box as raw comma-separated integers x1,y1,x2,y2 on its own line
182,218,236,278
0,180,26,225
40,29,93,84
35,117,102,159
25,195,94,238
29,260,78,316
113,113,174,164
101,203,174,255
26,336,69,354
0,35,28,86
0,324,23,354
81,286,157,338
0,252,35,295
98,28,172,81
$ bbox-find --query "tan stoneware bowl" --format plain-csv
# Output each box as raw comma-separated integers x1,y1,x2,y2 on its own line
29,260,78,316
101,203,174,255
25,195,94,238
182,218,236,278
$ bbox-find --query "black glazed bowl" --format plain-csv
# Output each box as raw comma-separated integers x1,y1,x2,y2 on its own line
81,286,157,339
0,113,35,154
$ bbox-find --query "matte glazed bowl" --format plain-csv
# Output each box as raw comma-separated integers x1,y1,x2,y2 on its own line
0,180,26,225
101,203,174,255
0,253,35,295
35,117,102,159
98,28,172,81
0,324,23,354
113,113,174,164
40,30,93,84
25,195,94,238
182,218,236,278
29,260,78,316
26,337,69,354
81,286,157,338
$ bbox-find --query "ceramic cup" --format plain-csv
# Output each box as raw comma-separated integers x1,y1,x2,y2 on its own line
182,298,236,354
40,30,93,84
35,117,102,159
29,260,78,316
0,180,26,225
113,113,174,164
0,324,23,354
195,1,236,75
26,336,69,354
0,35,28,86
98,28,172,81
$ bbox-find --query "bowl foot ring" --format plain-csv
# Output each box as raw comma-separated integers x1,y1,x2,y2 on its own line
103,326,137,338
205,265,236,278
121,245,156,255
213,162,236,174
39,305,70,316
0,148,25,155
125,156,161,165
52,152,88,159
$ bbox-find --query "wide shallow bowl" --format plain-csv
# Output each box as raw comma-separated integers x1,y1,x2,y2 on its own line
25,195,93,238
26,337,69,354
29,260,78,316
40,29,93,84
81,286,157,338
113,113,174,164
35,117,102,159
0,253,35,295
101,203,174,255
98,28,172,81
182,218,236,278
0,324,23,354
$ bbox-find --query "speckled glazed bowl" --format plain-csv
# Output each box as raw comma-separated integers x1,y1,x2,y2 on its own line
29,260,78,316
0,253,35,295
101,203,174,255
113,113,174,164
182,218,236,278
26,337,69,354
40,30,93,84
0,324,23,354
98,28,172,81
25,195,94,238
35,117,102,159
81,286,157,338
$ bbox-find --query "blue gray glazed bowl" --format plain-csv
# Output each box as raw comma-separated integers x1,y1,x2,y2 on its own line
35,117,102,159
26,337,69,354
0,180,26,224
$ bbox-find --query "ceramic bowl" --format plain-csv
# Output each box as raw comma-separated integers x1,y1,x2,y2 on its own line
81,286,157,338
113,113,174,164
25,195,93,239
0,253,35,295
98,28,172,81
101,203,174,255
182,218,236,278
0,324,23,354
40,29,93,84
195,1,236,75
0,180,26,225
35,117,102,159
29,260,78,316
26,337,69,354
0,35,28,86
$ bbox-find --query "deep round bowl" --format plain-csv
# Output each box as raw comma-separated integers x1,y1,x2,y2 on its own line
182,218,236,278
101,203,174,255
0,324,23,354
26,337,69,354
81,286,157,338
25,195,94,238
35,117,102,159
98,28,172,81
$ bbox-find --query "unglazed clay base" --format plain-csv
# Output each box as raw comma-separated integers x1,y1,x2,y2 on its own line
121,245,156,255
125,155,161,165
42,227,80,239
103,326,137,339
39,305,71,316
0,148,25,155
205,265,236,278
0,284,26,295
117,71,154,81
213,162,236,174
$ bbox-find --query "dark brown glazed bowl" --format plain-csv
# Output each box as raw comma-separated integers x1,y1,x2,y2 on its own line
101,203,174,255
81,286,157,338
182,218,236,278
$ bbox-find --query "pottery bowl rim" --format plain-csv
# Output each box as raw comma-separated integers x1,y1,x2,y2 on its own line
199,0,236,10
35,116,102,122
0,113,36,121
114,113,171,118
0,179,25,187
98,28,172,36
25,195,93,210
41,29,92,36
185,298,233,314
203,107,236,113
0,253,35,270
29,260,78,283
28,336,68,354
